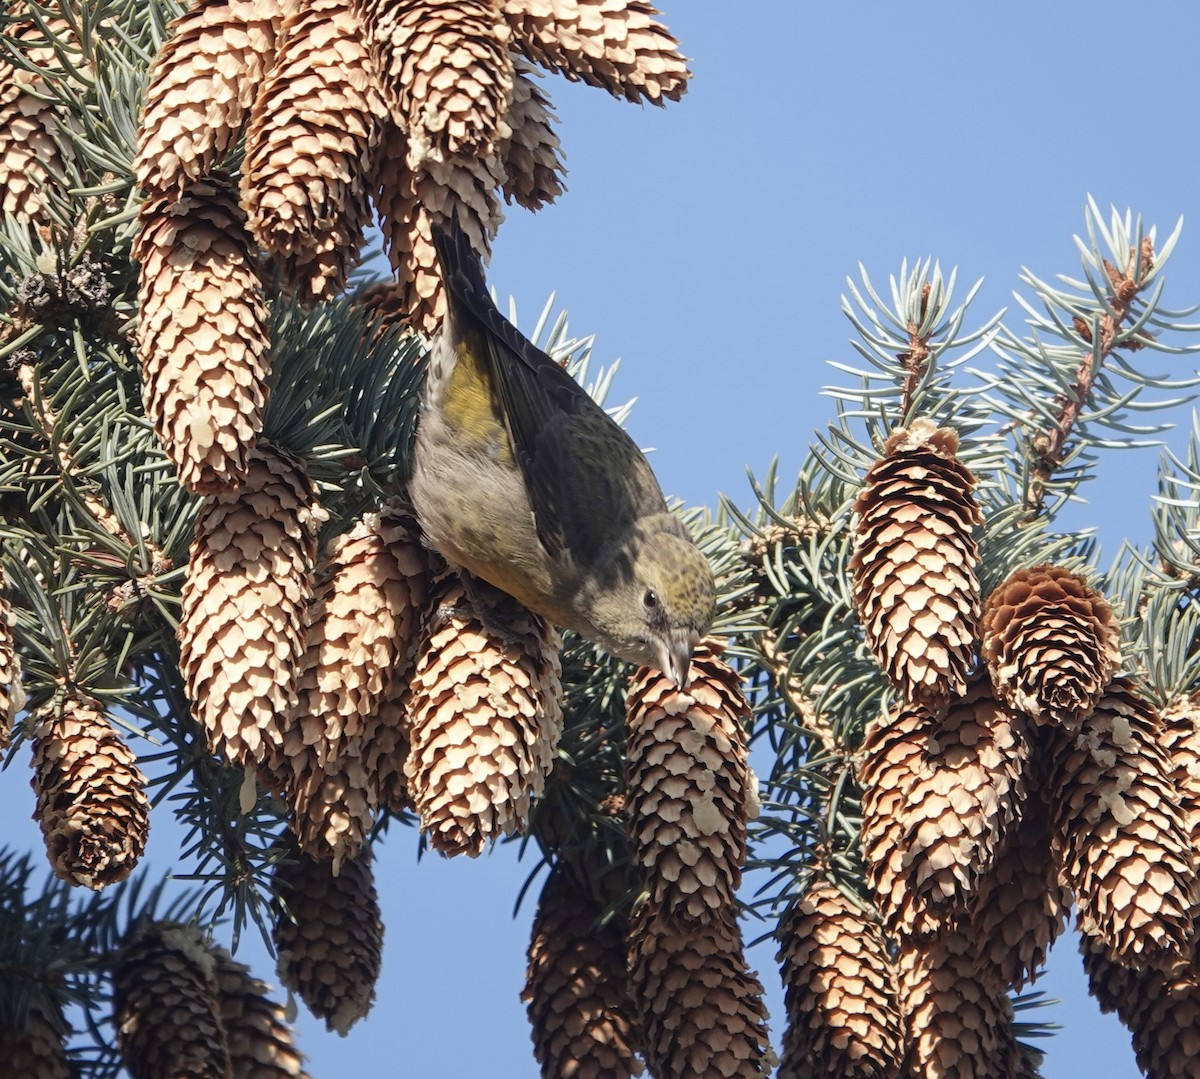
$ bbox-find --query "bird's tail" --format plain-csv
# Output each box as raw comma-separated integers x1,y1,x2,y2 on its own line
431,214,492,319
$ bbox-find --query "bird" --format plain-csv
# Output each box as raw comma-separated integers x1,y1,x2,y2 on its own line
407,219,716,687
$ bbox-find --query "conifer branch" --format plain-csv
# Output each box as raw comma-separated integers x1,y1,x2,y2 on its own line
1025,237,1155,515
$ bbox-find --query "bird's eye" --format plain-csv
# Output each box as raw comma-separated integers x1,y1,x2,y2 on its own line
643,589,659,609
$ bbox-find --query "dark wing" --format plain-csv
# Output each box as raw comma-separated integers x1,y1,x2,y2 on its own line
432,219,665,567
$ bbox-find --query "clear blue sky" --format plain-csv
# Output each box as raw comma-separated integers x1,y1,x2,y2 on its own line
5,2,1200,1076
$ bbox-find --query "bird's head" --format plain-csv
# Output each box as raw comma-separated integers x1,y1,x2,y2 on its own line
580,520,716,687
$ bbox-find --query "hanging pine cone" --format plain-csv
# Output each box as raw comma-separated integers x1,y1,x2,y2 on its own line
283,511,429,865
179,446,325,779
212,946,311,1079
1082,934,1200,1079
405,569,563,856
857,675,1028,936
29,693,149,890
0,571,20,750
850,419,983,711
625,639,751,924
968,784,1069,990
522,865,640,1079
980,563,1120,728
242,0,384,303
358,0,513,166
0,13,72,225
0,993,71,1079
288,512,428,771
895,922,1029,1079
135,174,271,494
775,879,903,1079
135,0,286,200
628,904,773,1079
113,921,231,1079
501,0,690,104
1047,678,1195,971
498,55,565,210
272,845,383,1035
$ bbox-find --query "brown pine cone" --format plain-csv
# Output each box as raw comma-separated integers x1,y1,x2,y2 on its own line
981,563,1120,729
850,419,983,711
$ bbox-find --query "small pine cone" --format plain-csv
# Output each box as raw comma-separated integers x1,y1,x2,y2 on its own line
272,845,383,1035
135,0,286,200
776,880,903,1079
405,570,563,856
179,447,325,777
242,0,384,303
358,0,513,165
212,946,311,1079
372,124,504,335
522,865,640,1079
29,694,150,890
0,993,71,1079
895,923,1028,1079
981,563,1120,728
0,572,20,749
849,420,983,711
0,18,71,225
1046,678,1196,971
502,0,690,105
857,676,1028,936
499,55,565,210
627,904,773,1079
287,512,428,772
1082,935,1200,1079
135,175,271,494
625,640,750,923
968,785,1069,990
113,921,231,1079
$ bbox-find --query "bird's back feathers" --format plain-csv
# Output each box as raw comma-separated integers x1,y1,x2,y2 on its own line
430,219,666,568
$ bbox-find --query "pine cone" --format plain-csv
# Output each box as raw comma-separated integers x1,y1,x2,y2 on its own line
522,865,640,1079
405,570,563,856
372,123,504,335
1082,934,1200,1079
0,15,72,225
242,0,384,303
850,420,983,711
113,921,231,1079
627,904,773,1079
980,563,1120,728
358,0,513,166
0,993,71,1079
1047,678,1195,971
0,571,20,749
135,175,271,494
857,675,1028,936
625,640,751,924
212,946,311,1079
272,845,383,1035
968,784,1069,990
135,0,285,200
895,922,1029,1079
776,880,903,1079
1161,693,1200,853
30,694,149,890
499,55,565,210
282,511,428,864
179,446,325,777
502,0,690,105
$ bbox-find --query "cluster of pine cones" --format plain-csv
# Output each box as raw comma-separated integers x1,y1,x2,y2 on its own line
769,417,1200,1078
